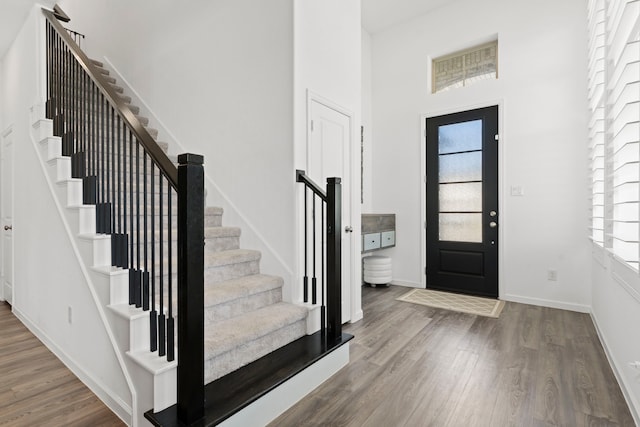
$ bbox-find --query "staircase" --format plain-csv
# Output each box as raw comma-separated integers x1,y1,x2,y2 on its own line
39,8,351,426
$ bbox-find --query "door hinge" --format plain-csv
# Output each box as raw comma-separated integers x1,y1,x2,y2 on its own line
494,134,499,141
310,120,314,132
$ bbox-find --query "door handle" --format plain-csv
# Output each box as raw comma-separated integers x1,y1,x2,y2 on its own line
345,226,353,233
489,221,497,228
4,225,12,231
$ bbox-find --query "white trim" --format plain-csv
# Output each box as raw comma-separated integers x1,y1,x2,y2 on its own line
219,342,350,427
502,293,591,313
29,111,138,426
13,307,131,424
0,124,14,304
420,100,505,297
591,310,640,426
390,280,423,288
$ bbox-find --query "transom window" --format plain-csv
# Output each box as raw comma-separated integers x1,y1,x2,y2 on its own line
432,41,498,93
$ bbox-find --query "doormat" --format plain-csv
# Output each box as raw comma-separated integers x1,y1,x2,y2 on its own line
397,289,505,318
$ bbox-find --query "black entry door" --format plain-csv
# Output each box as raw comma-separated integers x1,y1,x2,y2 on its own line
426,106,498,298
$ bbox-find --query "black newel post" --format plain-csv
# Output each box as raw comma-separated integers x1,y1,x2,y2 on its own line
326,177,342,341
177,153,205,424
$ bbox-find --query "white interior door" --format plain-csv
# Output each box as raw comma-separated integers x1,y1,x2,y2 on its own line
1,128,13,304
308,99,352,323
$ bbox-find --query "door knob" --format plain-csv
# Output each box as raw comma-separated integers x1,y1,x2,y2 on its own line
345,226,353,233
4,225,12,231
489,221,497,228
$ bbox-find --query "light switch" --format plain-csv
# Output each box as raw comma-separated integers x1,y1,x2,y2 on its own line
510,185,524,196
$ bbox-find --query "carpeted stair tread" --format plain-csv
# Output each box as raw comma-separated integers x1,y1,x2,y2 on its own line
206,207,223,216
205,302,307,359
205,249,260,267
205,226,241,238
204,274,282,307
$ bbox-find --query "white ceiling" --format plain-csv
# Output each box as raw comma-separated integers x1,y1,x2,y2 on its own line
0,0,55,59
0,1,451,58
361,0,456,34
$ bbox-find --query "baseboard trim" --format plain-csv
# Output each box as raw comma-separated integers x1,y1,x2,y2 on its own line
590,310,640,425
501,293,591,313
12,307,132,424
389,280,422,289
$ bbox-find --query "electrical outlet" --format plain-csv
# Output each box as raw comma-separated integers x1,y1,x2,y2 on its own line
547,269,558,281
68,306,73,324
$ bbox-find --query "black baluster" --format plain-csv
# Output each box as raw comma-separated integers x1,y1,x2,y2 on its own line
159,177,166,357
167,184,174,362
321,203,326,335
150,163,157,352
312,196,317,305
129,130,135,305
143,152,150,311
46,23,51,119
303,186,308,303
135,139,142,308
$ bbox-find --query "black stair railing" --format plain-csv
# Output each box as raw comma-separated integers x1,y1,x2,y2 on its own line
296,170,342,341
44,8,204,424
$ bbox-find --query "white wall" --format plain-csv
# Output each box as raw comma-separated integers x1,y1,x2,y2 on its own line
361,29,373,213
0,6,131,422
58,0,297,288
293,0,363,320
369,0,591,311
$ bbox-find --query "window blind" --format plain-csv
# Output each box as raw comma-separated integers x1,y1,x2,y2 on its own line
588,0,606,245
591,0,640,270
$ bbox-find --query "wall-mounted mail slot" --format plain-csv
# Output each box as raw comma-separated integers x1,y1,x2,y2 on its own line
362,214,395,253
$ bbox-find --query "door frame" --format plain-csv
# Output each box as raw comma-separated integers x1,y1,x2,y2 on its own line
303,90,362,323
420,100,505,297
1,125,14,304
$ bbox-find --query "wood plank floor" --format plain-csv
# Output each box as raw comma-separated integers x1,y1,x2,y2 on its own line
0,302,124,426
271,285,635,427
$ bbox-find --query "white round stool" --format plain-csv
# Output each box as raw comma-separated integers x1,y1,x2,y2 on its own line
363,255,392,286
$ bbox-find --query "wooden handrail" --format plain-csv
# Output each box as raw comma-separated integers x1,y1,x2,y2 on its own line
43,8,178,189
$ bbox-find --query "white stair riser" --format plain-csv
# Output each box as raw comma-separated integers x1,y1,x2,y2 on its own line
77,235,111,267
47,157,71,181
65,205,96,235
32,118,53,141
39,136,62,160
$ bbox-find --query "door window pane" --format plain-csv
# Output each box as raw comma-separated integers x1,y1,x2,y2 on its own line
439,213,482,242
439,151,482,183
438,120,482,154
439,182,482,212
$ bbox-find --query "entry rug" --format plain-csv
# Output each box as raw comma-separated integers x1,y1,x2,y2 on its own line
397,289,505,318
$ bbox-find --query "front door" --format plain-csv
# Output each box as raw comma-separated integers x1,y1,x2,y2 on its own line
1,127,14,304
308,98,352,322
426,106,498,298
